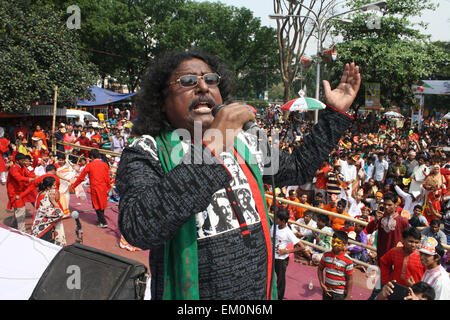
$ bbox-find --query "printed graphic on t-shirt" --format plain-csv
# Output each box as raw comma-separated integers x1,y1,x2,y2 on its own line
196,151,261,240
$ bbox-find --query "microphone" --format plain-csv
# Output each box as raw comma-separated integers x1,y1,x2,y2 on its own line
211,103,271,165
211,104,258,131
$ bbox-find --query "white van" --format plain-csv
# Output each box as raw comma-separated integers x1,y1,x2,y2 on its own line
66,109,99,127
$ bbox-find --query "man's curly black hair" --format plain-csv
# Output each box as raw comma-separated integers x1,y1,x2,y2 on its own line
133,50,234,137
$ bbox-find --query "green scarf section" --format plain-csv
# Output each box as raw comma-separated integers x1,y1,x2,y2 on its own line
155,130,277,300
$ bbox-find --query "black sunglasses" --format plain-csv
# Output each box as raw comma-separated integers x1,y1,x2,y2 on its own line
170,73,221,88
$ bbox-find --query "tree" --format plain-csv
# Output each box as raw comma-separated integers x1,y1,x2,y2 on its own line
0,0,98,112
272,0,340,102
41,0,280,98
328,0,448,112
158,1,281,100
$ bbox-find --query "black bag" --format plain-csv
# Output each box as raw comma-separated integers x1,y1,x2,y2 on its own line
30,243,148,300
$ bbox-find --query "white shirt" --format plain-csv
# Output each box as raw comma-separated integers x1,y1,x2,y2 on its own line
271,225,300,260
394,185,423,215
341,162,357,182
345,192,365,218
373,159,389,181
291,218,317,239
365,164,374,183
421,265,450,300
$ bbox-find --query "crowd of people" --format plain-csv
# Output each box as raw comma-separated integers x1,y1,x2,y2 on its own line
0,105,140,251
0,100,449,300
260,105,449,300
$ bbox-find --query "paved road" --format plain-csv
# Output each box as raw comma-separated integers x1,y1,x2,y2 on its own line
0,183,372,300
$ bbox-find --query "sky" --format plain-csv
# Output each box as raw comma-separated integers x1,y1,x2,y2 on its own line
200,0,450,54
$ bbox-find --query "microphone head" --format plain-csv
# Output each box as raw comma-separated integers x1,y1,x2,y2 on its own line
71,211,79,219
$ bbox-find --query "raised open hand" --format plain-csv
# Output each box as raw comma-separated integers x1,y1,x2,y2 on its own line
323,62,361,113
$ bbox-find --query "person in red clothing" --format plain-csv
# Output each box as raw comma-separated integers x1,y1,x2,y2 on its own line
89,128,102,149
74,131,90,158
71,149,111,228
19,164,61,216
7,153,35,232
379,226,426,288
20,155,37,205
366,193,410,261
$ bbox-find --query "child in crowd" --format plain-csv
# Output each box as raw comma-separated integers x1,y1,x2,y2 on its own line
318,231,354,300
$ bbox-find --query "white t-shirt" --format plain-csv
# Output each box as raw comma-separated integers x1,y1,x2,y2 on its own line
346,193,365,218
271,225,300,260
291,218,317,239
341,162,356,182
421,265,450,300
373,159,389,181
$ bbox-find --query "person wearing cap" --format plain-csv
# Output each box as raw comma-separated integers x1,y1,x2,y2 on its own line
364,190,384,213
418,237,450,300
6,153,35,232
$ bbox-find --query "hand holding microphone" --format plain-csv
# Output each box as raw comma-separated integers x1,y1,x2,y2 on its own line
203,103,256,153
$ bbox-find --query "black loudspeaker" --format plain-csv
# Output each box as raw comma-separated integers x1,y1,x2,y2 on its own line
29,243,148,300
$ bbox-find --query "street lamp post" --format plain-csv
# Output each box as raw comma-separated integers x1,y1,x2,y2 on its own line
270,1,386,123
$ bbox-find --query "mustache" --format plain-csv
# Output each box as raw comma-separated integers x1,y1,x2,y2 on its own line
188,96,217,111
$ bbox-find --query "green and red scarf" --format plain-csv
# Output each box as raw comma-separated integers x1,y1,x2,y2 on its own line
155,130,277,300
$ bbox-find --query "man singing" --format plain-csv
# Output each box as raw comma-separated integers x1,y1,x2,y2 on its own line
116,50,361,300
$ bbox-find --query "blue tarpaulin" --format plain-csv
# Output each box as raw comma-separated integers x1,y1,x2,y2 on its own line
77,86,137,106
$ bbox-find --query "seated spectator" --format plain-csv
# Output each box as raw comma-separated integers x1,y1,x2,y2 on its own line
292,210,317,241
330,199,351,231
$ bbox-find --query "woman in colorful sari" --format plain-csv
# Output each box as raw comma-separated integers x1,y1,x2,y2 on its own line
32,176,66,246
422,165,447,224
